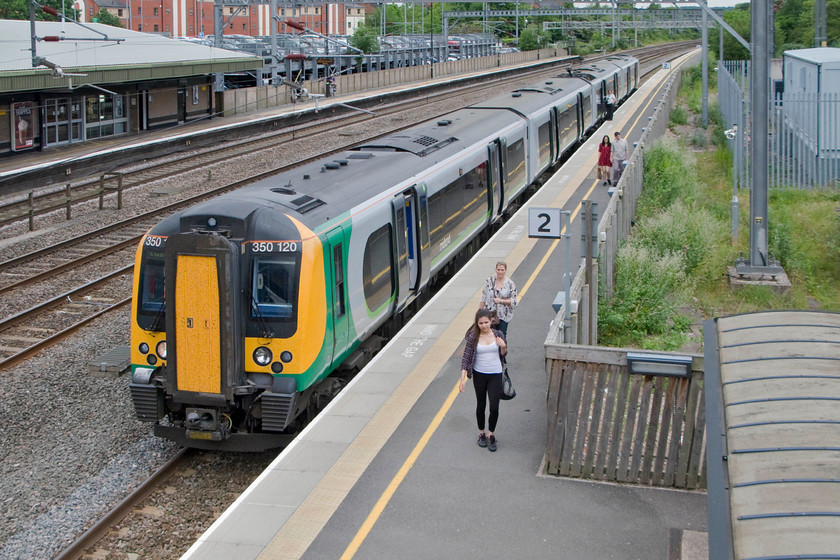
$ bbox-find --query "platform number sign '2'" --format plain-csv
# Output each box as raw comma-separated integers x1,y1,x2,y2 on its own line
528,208,563,238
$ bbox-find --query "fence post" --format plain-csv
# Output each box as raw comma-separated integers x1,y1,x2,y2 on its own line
28,191,34,231
65,183,72,221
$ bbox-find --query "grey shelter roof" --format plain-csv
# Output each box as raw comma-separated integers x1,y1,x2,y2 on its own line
0,19,263,93
783,47,840,64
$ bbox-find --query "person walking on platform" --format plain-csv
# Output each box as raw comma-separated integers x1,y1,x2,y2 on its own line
611,131,629,184
479,261,517,336
605,90,616,121
459,309,507,452
598,135,612,186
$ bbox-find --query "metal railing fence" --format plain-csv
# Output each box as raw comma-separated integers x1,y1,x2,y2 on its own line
718,60,840,190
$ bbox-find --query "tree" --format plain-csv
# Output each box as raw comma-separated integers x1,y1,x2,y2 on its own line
93,9,124,28
0,0,79,21
349,26,380,54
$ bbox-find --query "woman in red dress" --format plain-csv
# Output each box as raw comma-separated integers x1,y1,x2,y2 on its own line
598,135,612,186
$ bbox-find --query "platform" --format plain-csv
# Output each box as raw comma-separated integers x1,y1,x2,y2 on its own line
179,50,709,560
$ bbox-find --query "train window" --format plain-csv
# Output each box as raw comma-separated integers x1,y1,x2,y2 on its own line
333,244,346,318
559,104,578,150
506,138,526,193
363,224,394,312
139,256,165,313
582,94,592,124
538,122,551,170
251,256,298,320
427,163,487,262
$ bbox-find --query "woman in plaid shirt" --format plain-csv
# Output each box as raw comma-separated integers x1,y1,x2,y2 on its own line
459,309,508,452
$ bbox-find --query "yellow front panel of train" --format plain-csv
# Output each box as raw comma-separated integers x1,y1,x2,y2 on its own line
175,255,221,394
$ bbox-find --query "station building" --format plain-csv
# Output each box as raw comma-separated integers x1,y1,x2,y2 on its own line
0,19,262,157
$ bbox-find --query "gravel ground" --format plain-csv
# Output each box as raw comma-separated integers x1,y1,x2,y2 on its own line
0,72,561,560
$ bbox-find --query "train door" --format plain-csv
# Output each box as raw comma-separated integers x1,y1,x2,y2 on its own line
549,109,559,164
325,227,348,366
487,140,504,216
391,187,421,311
165,233,240,404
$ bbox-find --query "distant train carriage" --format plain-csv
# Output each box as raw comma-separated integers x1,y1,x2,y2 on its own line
129,55,639,451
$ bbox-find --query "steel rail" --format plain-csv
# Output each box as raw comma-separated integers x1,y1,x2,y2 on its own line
53,448,191,560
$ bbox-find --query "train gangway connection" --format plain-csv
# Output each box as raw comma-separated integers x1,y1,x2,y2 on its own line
179,49,709,560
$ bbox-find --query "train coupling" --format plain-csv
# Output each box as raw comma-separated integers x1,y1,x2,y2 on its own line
184,408,230,442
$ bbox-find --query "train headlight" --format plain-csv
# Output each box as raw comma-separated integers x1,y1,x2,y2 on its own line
156,340,167,360
147,354,158,366
253,347,273,367
138,342,149,354
280,351,293,363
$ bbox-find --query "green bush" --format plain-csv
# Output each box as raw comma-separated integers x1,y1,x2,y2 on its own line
635,201,726,274
598,245,690,350
639,137,698,218
691,132,707,148
669,106,688,127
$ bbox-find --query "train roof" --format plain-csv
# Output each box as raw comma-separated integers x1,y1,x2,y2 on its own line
470,76,586,116
704,310,840,560
163,106,525,236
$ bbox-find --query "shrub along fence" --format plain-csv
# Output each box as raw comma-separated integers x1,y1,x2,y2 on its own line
543,55,707,488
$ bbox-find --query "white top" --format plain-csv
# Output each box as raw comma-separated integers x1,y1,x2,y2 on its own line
473,340,503,374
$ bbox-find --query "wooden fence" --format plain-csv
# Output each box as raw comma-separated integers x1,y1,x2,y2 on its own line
545,345,706,489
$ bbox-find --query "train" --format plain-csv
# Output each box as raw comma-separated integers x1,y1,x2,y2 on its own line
129,55,639,451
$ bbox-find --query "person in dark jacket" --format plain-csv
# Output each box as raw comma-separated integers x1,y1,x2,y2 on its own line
460,309,507,452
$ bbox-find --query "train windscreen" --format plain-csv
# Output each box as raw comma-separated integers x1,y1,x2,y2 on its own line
251,256,299,320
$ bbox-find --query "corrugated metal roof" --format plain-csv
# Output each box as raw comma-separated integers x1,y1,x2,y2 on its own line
783,47,840,65
0,19,263,93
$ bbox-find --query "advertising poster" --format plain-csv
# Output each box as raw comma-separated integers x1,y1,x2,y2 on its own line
12,101,34,151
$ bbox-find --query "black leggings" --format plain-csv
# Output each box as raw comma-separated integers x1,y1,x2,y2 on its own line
472,370,502,433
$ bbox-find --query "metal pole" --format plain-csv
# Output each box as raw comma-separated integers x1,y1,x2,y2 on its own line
702,7,708,127
743,0,772,270
816,0,827,46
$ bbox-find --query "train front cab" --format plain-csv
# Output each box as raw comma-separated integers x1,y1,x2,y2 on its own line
129,212,330,451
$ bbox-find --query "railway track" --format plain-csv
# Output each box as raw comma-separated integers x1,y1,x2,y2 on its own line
53,448,190,560
0,267,133,369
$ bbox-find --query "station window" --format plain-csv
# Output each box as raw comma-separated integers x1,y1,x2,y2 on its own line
85,93,128,140
117,9,123,16
154,24,159,32
153,7,158,15
242,23,246,30
137,6,141,14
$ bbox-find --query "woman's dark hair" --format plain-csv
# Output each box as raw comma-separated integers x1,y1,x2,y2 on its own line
469,308,496,342
602,135,611,146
